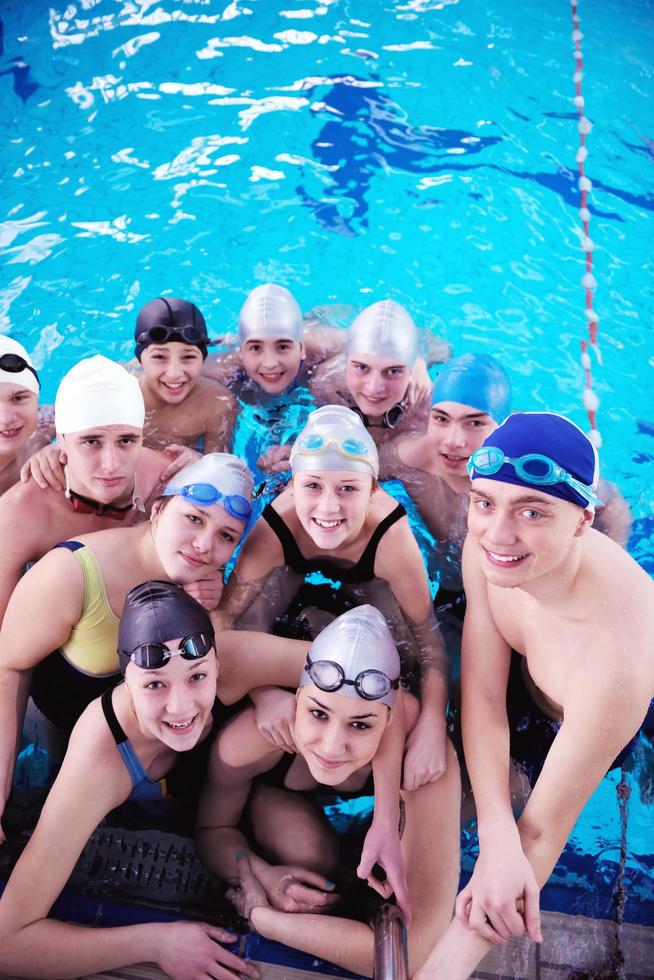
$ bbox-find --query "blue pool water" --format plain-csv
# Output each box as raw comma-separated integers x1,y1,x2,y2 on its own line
1,0,652,929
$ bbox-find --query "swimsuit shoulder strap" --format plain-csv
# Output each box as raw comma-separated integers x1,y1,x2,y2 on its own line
261,503,307,572
54,540,85,552
354,503,407,581
101,687,127,745
101,688,151,790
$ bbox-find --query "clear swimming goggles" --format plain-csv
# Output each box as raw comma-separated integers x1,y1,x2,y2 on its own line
305,653,400,701
467,447,603,507
128,632,214,670
294,433,372,464
162,482,252,521
137,324,207,346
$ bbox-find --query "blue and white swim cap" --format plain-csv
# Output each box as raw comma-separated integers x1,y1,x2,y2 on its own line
290,405,379,479
431,354,511,423
346,300,418,367
469,412,600,510
238,283,304,345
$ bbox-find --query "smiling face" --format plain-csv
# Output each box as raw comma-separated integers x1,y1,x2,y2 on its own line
292,469,373,551
345,353,411,422
59,424,143,505
294,684,389,786
240,337,304,394
140,342,204,404
467,478,593,588
0,383,38,459
151,494,245,583
428,401,497,479
125,644,218,750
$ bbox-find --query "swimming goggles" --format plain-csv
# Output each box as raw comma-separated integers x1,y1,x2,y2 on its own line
304,653,400,702
0,353,40,388
67,488,135,520
137,324,207,347
162,482,252,521
294,433,372,463
467,447,603,506
128,632,214,670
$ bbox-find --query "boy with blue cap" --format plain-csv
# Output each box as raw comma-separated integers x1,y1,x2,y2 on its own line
416,411,654,980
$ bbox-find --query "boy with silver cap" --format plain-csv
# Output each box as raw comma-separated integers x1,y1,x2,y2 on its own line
198,605,460,977
131,296,237,454
417,412,654,980
0,336,51,495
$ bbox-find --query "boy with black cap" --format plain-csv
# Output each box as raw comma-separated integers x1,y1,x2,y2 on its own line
134,296,237,453
416,411,653,979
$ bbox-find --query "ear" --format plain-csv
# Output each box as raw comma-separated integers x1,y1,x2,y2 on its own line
56,433,68,465
574,508,595,537
298,341,306,359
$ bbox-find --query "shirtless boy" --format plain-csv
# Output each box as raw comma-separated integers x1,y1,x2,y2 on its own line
0,337,50,495
0,354,190,620
416,412,654,980
133,296,237,452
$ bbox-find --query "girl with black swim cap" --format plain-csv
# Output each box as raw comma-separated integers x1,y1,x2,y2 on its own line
0,581,260,980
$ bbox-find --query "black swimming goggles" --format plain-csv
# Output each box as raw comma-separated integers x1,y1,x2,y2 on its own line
127,631,214,670
304,653,400,702
0,353,40,388
137,324,208,347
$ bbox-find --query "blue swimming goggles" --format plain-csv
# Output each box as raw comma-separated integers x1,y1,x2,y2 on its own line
162,482,252,521
305,653,400,702
295,433,372,463
467,447,603,507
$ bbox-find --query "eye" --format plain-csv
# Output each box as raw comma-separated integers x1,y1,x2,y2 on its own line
352,362,368,373
145,680,164,690
521,508,541,520
473,497,492,511
302,481,321,490
186,511,202,524
310,708,328,720
386,367,404,378
220,530,235,543
431,414,448,425
83,438,100,447
190,671,208,682
340,484,359,493
351,720,371,731
247,343,261,353
119,436,138,445
277,343,291,352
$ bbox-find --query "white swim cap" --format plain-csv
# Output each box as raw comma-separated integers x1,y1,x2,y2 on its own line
300,605,401,708
238,283,304,345
346,300,418,367
0,336,40,396
290,405,379,479
55,355,145,434
163,452,254,521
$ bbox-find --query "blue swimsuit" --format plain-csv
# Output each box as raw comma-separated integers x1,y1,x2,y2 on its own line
101,689,166,803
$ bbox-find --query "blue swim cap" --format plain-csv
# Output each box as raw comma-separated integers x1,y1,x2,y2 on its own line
469,412,600,509
431,354,511,423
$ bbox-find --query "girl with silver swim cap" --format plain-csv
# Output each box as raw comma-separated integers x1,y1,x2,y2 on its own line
197,604,460,977
216,404,450,795
132,297,237,455
0,581,259,980
0,451,254,829
0,335,50,496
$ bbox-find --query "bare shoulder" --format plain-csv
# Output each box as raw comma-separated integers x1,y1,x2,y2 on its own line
0,480,57,557
195,376,237,405
135,446,167,495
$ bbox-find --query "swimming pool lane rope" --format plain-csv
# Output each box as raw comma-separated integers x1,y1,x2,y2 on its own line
571,0,602,449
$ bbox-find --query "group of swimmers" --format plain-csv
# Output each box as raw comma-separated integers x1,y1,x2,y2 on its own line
0,285,650,980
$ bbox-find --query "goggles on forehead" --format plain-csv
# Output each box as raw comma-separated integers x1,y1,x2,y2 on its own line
467,447,603,507
162,482,252,521
137,324,207,347
304,653,399,702
294,433,372,463
0,353,40,388
127,631,214,670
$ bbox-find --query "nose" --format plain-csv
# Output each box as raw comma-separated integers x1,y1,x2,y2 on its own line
485,508,518,546
163,359,185,380
165,681,192,718
363,371,386,395
315,488,340,515
99,443,120,473
191,523,214,555
319,721,347,759
443,423,467,450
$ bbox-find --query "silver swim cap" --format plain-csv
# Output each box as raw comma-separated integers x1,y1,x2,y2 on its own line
346,300,419,367
299,605,400,708
290,405,379,479
238,284,304,345
163,453,254,521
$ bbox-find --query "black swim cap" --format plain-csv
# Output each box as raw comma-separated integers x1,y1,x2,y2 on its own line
117,580,214,675
135,297,209,360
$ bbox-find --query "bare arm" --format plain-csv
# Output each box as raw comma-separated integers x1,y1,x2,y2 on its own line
213,514,285,630
202,384,238,455
594,477,632,547
302,323,347,367
201,347,242,388
216,630,310,704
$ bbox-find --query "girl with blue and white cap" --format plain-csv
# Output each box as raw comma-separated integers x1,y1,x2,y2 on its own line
0,335,50,495
0,581,261,980
216,404,450,795
0,451,254,842
198,605,460,977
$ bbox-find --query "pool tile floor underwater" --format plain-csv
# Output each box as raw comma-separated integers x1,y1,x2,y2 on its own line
6,912,648,980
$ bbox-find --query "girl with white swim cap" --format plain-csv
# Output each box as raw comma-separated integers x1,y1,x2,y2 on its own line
133,296,237,454
197,605,460,978
216,404,450,794
0,335,50,495
0,452,254,841
0,581,261,980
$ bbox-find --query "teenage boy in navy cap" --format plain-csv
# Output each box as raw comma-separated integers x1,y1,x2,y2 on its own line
416,412,653,980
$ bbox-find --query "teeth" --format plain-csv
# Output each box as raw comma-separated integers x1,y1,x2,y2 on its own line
166,719,194,729
489,552,525,563
314,519,342,528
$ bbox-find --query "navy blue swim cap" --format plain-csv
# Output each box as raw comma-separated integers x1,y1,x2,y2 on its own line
135,298,208,360
469,412,600,509
432,354,511,423
118,580,214,675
